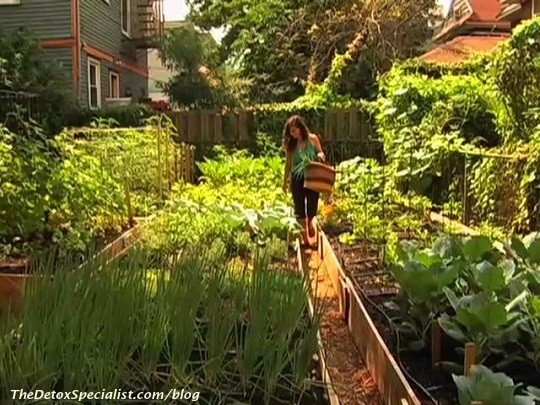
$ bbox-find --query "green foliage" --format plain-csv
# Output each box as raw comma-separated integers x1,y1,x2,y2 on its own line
159,22,248,108
374,65,505,202
492,16,540,140
0,28,67,97
397,56,489,79
370,17,540,233
143,150,300,254
0,126,52,245
53,104,154,131
1,116,190,257
0,28,71,133
188,0,437,104
188,0,309,103
0,246,319,402
388,232,540,369
466,143,540,233
453,365,538,405
327,156,432,243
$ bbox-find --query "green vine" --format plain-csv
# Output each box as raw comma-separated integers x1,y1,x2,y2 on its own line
492,16,540,140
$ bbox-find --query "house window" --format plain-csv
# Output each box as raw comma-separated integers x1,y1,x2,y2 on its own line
534,0,540,15
121,0,131,36
0,0,21,5
109,71,120,98
88,59,101,109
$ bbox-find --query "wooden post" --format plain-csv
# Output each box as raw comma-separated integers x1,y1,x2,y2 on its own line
173,146,178,182
165,120,171,190
431,322,442,370
464,342,477,376
214,112,223,142
462,154,469,225
156,122,163,199
123,158,134,228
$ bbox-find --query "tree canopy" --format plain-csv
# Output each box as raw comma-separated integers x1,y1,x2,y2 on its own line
164,0,440,105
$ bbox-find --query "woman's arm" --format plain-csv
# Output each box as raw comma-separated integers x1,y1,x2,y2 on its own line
310,133,325,161
283,149,292,191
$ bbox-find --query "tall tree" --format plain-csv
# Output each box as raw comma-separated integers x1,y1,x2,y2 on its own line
159,22,222,108
188,0,311,102
187,0,439,102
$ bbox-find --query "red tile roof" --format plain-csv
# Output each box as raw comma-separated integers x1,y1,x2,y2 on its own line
436,0,506,40
420,35,509,63
469,0,503,21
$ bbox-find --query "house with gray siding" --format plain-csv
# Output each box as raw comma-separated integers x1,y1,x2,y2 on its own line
0,0,164,108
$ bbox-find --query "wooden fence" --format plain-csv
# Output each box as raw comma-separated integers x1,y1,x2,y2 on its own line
167,108,373,145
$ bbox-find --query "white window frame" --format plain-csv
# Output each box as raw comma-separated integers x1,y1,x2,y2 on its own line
109,71,120,99
121,0,131,37
0,0,21,4
534,0,540,15
88,58,102,109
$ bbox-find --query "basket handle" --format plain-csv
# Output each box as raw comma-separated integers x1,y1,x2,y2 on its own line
316,155,333,167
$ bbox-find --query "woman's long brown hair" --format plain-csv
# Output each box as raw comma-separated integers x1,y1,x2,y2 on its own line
282,115,310,153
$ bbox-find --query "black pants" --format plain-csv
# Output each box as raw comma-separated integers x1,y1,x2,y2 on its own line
291,176,319,219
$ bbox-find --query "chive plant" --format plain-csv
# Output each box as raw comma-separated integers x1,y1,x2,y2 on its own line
0,240,321,403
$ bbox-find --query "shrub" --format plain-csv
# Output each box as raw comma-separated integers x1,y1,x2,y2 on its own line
49,103,154,132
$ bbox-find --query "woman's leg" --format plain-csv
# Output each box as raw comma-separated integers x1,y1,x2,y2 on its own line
290,177,307,244
305,188,320,239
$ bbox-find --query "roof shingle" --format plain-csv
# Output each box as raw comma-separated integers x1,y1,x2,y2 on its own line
420,34,509,63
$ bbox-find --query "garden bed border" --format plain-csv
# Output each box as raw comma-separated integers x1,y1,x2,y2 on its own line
296,245,341,405
314,219,421,405
0,218,147,313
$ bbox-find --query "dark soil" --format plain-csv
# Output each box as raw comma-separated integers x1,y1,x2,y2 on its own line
365,296,457,405
328,235,397,297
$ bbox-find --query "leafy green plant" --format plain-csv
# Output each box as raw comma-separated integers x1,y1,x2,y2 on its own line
389,236,463,346
330,156,432,243
439,289,526,362
452,365,538,405
520,295,540,370
387,233,540,369
453,365,538,405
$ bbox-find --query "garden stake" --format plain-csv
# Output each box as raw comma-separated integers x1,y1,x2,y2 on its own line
174,147,178,183
462,154,469,225
123,156,134,228
157,118,163,199
464,342,477,376
431,322,441,370
165,119,171,191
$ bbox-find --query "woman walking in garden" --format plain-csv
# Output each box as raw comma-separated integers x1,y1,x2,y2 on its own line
282,115,325,248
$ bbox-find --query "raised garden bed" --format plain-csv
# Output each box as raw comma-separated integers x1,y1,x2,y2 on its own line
318,215,540,405
0,219,145,315
1,237,336,404
296,239,384,405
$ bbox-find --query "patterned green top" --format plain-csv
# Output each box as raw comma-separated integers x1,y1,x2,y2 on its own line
292,141,317,179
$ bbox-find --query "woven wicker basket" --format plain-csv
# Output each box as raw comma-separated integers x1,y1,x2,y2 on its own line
304,161,336,193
